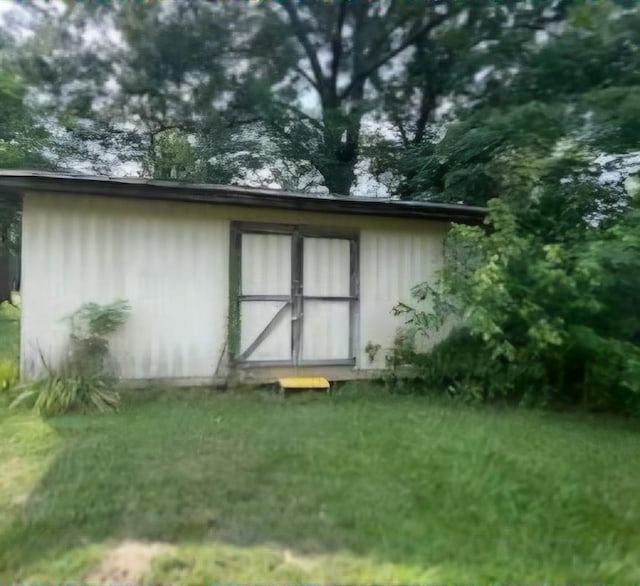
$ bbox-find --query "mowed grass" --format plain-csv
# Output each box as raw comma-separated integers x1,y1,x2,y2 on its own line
0,387,639,583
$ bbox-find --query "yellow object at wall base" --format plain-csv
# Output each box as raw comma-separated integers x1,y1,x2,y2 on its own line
278,377,330,393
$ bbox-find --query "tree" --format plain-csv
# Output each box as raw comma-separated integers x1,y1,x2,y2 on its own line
16,1,583,194
407,1,640,206
389,3,640,413
0,66,50,301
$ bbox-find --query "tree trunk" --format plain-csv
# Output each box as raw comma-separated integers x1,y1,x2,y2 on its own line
318,82,365,195
319,119,364,194
320,160,356,195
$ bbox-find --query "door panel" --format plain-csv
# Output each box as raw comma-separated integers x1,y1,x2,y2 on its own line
241,233,291,295
238,232,292,362
301,236,352,362
240,301,291,361
303,237,350,297
301,300,350,361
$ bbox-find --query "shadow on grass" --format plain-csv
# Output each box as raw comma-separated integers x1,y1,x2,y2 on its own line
1,388,640,582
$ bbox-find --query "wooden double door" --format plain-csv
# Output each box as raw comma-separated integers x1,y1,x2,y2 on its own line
229,223,359,367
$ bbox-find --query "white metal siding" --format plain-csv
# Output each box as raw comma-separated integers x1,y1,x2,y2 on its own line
21,193,229,380
359,228,447,369
21,192,449,381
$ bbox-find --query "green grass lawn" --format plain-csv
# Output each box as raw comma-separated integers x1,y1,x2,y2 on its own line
1,387,639,583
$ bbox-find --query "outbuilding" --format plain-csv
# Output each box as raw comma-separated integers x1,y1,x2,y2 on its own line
0,171,485,385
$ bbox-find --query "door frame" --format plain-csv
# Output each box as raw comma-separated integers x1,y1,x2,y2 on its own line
228,221,360,368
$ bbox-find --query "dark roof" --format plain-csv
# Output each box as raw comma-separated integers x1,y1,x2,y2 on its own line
0,170,486,223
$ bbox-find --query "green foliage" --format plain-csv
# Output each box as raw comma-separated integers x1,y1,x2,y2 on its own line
67,298,130,340
408,4,640,206
364,341,381,363
0,301,19,391
511,4,640,104
0,300,19,363
65,298,130,376
11,300,130,417
149,129,198,181
391,3,640,414
582,86,640,152
391,199,640,413
17,1,597,195
0,359,18,393
10,373,119,417
410,101,567,204
0,66,51,300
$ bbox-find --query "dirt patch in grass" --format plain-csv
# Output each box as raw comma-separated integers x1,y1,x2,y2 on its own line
84,540,175,585
281,548,320,572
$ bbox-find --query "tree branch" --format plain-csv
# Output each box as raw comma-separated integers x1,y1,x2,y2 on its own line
414,90,436,144
394,116,410,149
280,0,326,96
339,10,453,101
514,10,567,32
295,65,319,91
277,102,323,131
329,2,348,98
364,7,417,68
227,116,263,128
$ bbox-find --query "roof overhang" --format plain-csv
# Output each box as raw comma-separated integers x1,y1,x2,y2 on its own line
0,170,487,224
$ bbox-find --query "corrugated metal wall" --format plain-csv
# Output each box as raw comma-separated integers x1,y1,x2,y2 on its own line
360,230,446,369
21,192,449,381
21,193,229,379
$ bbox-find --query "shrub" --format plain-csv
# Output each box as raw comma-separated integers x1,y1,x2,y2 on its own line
11,299,130,417
65,298,130,375
10,373,120,416
0,359,18,407
389,197,640,414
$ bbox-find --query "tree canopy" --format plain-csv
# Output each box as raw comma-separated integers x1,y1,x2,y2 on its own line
0,62,50,300
11,0,603,195
407,2,640,207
